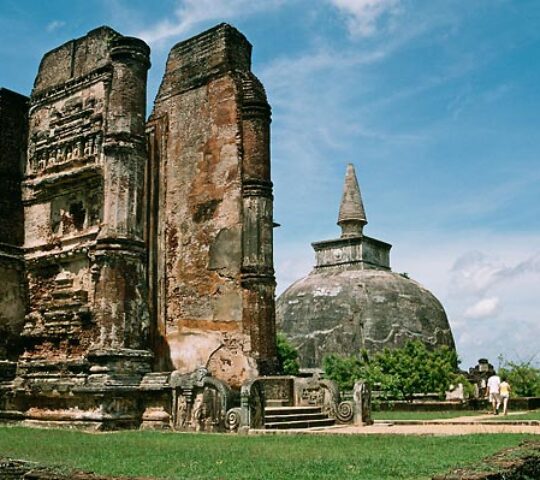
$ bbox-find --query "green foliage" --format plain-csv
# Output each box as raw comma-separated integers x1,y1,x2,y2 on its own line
323,353,365,391
498,358,540,397
276,332,300,375
324,340,459,400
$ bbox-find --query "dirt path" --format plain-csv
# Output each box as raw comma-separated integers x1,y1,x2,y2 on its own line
252,423,540,436
332,423,540,436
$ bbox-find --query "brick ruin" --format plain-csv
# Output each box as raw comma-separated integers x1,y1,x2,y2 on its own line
147,26,277,385
0,24,282,431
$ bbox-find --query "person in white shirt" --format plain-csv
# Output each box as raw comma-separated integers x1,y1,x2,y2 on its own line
486,373,501,415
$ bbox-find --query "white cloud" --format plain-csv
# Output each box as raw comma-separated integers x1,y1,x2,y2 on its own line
330,0,401,37
46,20,65,33
449,250,540,297
136,0,284,45
464,297,500,319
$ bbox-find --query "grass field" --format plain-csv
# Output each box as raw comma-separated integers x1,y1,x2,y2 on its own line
372,410,481,421
0,427,535,479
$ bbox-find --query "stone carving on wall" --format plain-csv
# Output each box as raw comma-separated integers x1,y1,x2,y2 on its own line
28,93,104,176
295,374,356,424
170,367,236,432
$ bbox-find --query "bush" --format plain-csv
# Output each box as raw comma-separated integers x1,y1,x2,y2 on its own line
323,353,365,391
323,340,460,400
276,333,300,375
498,358,540,397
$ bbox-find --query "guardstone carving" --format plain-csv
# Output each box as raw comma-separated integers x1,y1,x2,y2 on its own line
170,367,237,432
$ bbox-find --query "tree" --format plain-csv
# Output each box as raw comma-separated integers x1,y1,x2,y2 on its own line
276,333,300,375
498,358,540,397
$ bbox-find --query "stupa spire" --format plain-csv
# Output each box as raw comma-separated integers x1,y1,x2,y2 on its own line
337,163,367,238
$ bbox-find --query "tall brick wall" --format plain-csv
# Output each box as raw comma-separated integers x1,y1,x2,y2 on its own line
148,24,277,387
0,88,28,360
0,25,279,430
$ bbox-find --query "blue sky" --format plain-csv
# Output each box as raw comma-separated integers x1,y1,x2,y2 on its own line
1,0,539,369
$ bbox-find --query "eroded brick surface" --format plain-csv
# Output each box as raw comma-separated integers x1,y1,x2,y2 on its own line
2,27,153,428
148,24,277,387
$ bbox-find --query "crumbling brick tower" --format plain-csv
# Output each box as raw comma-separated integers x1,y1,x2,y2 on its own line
16,27,152,428
147,24,278,386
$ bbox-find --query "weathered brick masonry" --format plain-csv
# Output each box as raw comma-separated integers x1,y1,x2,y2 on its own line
148,24,277,387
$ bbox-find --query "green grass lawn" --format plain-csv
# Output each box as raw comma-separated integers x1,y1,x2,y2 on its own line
0,427,535,480
372,410,481,421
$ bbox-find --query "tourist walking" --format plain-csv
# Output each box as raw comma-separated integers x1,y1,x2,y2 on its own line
499,378,511,415
486,372,501,415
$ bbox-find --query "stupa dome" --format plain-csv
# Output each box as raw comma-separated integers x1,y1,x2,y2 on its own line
276,164,455,369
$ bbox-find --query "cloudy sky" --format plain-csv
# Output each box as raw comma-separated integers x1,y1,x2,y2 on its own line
1,0,539,369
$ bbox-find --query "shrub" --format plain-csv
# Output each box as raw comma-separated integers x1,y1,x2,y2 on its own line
323,353,365,391
276,333,300,375
323,340,460,400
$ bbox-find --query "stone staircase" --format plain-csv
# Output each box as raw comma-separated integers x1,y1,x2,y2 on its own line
264,404,336,430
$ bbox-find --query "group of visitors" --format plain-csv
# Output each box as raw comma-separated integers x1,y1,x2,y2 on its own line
486,372,511,415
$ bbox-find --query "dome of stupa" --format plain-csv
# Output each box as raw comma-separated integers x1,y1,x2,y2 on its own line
276,164,455,369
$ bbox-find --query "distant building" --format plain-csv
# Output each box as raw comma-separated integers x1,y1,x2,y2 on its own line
277,164,456,370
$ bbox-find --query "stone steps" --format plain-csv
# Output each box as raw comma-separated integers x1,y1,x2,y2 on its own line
266,399,290,407
265,418,336,429
266,412,331,423
266,406,323,415
264,405,335,430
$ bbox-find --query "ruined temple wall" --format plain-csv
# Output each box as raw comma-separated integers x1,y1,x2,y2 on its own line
0,88,28,360
149,24,277,387
21,27,151,370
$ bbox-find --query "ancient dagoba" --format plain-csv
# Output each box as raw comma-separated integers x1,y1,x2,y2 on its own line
276,164,455,369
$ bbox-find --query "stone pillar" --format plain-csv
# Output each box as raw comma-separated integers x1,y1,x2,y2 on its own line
239,74,278,373
93,36,151,356
353,381,373,426
99,36,149,240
